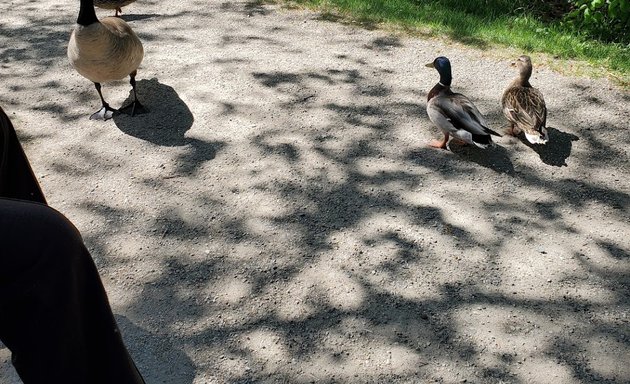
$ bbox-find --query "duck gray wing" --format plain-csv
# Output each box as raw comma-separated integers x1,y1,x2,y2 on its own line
428,92,500,137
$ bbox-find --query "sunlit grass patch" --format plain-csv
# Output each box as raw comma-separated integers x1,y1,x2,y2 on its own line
270,0,630,86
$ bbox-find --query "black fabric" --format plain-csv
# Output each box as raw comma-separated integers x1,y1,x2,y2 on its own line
0,200,145,384
0,106,145,384
0,106,46,204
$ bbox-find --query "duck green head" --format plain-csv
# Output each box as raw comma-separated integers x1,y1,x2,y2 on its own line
425,56,452,87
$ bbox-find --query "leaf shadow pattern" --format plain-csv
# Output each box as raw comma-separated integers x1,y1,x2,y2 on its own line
363,36,402,52
596,240,630,260
115,315,196,384
6,0,628,381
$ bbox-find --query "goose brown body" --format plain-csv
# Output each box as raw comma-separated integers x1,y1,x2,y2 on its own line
68,0,146,120
501,55,548,144
68,18,143,84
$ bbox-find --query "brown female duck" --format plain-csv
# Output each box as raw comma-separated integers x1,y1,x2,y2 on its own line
501,55,548,144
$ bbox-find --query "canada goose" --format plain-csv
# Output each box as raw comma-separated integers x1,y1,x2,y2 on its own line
425,57,501,149
68,0,146,120
93,0,137,17
502,55,549,144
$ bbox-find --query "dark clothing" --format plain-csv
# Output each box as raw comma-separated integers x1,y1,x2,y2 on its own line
0,199,145,384
0,106,145,384
0,108,46,204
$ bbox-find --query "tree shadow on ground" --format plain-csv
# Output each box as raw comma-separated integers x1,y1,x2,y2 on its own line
363,36,402,52
115,315,196,384
107,54,629,382
11,1,626,381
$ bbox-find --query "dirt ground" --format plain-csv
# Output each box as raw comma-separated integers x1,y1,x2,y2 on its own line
1,0,629,383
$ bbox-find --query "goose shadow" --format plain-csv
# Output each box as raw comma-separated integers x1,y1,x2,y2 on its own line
114,78,225,176
114,78,193,147
114,315,196,384
520,127,579,167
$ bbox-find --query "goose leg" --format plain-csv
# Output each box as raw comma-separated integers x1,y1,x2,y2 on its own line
429,132,449,149
90,82,117,121
119,71,147,117
115,7,122,17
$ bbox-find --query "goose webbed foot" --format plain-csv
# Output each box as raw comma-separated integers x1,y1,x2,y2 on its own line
89,105,117,121
119,100,148,117
90,82,117,120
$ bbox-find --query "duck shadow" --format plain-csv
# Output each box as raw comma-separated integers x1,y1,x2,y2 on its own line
114,78,193,147
449,142,515,175
115,315,196,384
520,127,579,167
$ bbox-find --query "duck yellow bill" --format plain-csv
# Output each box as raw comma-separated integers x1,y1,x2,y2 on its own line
425,62,435,68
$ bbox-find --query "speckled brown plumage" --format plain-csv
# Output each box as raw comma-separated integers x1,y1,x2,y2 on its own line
501,55,549,144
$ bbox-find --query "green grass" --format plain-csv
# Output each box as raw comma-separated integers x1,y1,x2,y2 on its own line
271,0,630,86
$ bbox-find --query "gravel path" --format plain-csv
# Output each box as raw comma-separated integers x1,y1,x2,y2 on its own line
1,1,629,383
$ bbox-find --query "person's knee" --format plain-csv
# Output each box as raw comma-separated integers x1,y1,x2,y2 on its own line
0,199,85,281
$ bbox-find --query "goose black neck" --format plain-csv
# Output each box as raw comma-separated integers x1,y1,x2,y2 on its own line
77,0,98,26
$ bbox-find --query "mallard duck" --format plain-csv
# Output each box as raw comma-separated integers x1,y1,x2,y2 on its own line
94,0,137,17
68,0,146,120
425,57,501,149
501,55,548,144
